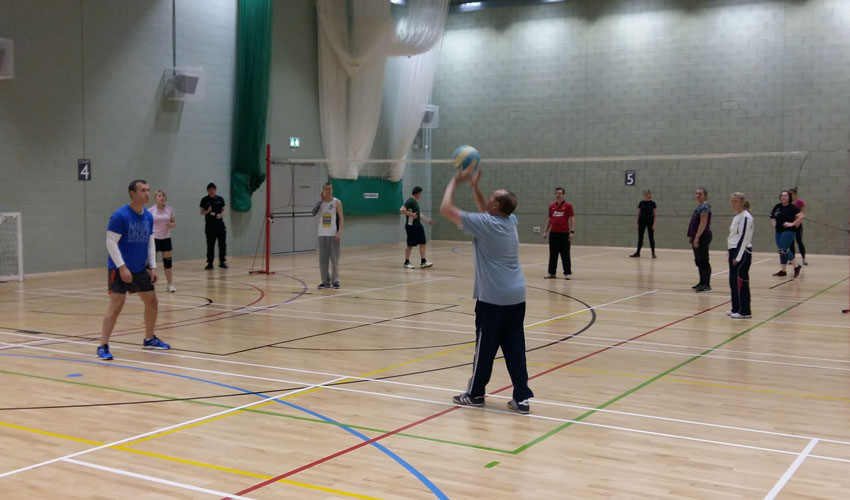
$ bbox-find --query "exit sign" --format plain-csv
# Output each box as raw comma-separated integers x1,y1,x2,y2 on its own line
289,137,300,148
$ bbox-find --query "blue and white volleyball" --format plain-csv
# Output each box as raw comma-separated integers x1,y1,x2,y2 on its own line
452,145,480,172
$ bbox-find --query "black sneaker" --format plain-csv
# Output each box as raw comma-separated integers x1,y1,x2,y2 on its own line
691,283,700,289
332,282,340,289
219,262,228,269
317,283,330,289
794,265,802,278
695,284,712,293
629,253,640,258
204,263,214,270
452,393,484,407
507,398,530,414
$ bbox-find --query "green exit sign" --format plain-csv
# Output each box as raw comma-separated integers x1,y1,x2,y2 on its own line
289,137,300,148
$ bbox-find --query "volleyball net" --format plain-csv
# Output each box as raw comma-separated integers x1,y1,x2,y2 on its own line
251,147,820,275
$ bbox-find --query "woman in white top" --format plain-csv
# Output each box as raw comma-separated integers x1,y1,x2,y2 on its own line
149,190,177,292
727,192,754,319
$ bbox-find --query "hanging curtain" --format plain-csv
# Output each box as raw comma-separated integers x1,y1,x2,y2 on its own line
230,0,273,212
383,0,447,181
317,0,391,179
316,0,448,182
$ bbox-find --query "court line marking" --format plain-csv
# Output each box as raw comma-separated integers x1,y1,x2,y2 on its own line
0,375,348,480
6,342,850,452
0,347,453,499
17,280,850,341
6,376,850,470
57,432,385,499
595,306,850,332
512,276,849,453
762,438,819,500
63,458,261,500
6,313,850,403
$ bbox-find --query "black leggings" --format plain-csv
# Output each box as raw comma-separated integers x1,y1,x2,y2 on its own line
635,218,655,254
728,248,752,315
692,233,712,286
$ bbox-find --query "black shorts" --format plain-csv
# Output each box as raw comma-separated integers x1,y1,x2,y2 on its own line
154,238,173,252
108,269,155,294
405,224,427,247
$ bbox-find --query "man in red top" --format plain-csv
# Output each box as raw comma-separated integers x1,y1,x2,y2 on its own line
543,187,575,279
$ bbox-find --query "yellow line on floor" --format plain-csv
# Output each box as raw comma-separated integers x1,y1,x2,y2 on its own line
0,420,384,500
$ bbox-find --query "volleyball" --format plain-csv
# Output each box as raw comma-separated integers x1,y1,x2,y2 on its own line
452,145,480,172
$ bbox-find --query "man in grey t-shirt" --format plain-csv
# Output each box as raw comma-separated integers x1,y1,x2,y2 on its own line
440,168,534,414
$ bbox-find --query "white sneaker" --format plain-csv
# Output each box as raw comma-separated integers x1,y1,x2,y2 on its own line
725,310,735,317
544,274,556,279
730,313,752,319
420,260,433,268
803,259,808,266
403,262,415,269
167,284,176,293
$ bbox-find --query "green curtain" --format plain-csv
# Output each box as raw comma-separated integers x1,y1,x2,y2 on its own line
330,177,403,216
230,0,272,212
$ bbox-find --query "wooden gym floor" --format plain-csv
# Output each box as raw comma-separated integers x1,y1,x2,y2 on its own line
1,241,849,499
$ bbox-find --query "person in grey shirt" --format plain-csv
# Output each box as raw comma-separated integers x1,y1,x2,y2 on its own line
440,168,534,414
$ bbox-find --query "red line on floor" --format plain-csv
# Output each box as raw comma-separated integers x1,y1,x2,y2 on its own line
224,298,729,497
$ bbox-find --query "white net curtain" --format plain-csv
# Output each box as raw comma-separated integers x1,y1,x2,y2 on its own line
317,0,448,181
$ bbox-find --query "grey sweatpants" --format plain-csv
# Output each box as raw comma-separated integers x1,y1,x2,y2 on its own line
318,236,340,285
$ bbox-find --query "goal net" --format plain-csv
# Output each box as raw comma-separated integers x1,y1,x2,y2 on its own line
0,212,23,282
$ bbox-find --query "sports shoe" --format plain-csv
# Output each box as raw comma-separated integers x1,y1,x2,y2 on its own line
420,260,433,268
318,283,330,289
691,283,700,289
629,253,640,258
167,284,176,293
730,313,753,319
219,262,228,269
803,259,808,266
452,393,484,407
794,265,802,278
97,344,113,360
403,262,415,269
143,336,170,349
507,398,530,414
652,253,657,258
204,263,214,270
726,310,736,317
544,274,556,279
695,284,712,293
773,270,787,277
565,274,572,280
332,282,340,289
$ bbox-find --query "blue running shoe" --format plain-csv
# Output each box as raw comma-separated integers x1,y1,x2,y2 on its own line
97,344,113,360
143,336,170,350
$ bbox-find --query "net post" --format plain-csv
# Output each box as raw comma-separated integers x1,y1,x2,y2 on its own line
250,144,275,275
16,213,22,281
841,149,850,314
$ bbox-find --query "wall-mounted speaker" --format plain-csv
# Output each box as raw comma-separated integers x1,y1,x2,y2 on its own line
163,66,205,101
0,38,14,79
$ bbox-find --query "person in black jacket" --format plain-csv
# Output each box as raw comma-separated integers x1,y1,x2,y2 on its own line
630,189,657,258
199,182,227,269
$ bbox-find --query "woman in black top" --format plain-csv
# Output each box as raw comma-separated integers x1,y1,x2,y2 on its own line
630,190,657,258
769,190,804,278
